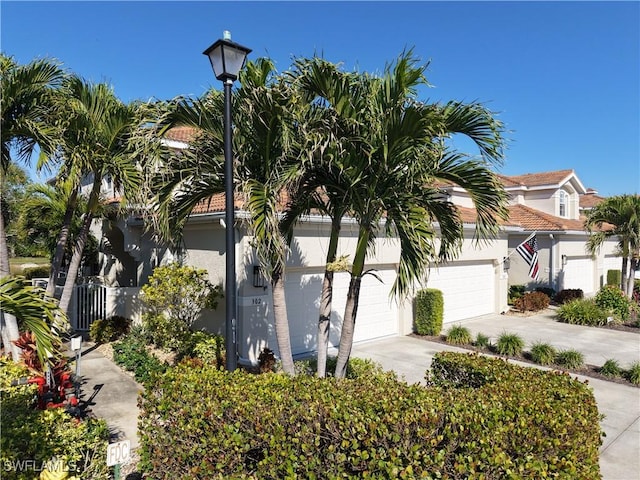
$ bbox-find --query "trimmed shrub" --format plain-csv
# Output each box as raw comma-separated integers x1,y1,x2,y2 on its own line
495,332,525,356
595,285,632,321
474,332,491,348
1,357,110,479
529,342,557,366
413,288,444,336
89,315,131,343
606,269,622,287
138,353,601,479
445,325,472,345
22,265,51,280
555,288,584,305
599,359,622,378
557,298,607,326
626,362,640,385
514,291,550,312
293,356,392,380
556,349,585,369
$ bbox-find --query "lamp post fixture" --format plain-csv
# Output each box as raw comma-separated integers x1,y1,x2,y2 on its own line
203,31,251,371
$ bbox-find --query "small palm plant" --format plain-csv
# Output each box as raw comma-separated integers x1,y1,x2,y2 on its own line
626,362,640,385
599,359,622,377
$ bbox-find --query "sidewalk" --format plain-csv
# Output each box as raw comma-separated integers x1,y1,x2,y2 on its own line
71,341,142,450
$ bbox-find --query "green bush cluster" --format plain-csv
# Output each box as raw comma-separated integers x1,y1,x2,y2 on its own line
554,288,584,305
599,359,622,378
514,291,550,312
112,335,168,385
606,269,621,287
595,285,632,321
557,298,607,326
508,284,525,305
529,342,557,366
21,265,51,280
555,349,585,369
189,331,226,368
0,358,110,479
534,286,555,298
445,325,472,345
495,332,525,356
292,356,392,380
138,353,601,479
627,362,640,385
413,288,444,335
89,315,131,343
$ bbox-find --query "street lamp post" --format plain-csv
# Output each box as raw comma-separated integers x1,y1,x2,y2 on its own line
203,31,251,371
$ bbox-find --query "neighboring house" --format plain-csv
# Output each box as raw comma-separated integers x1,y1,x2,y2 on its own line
84,129,622,363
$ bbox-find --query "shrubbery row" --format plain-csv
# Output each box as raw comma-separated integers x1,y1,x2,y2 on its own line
138,353,602,479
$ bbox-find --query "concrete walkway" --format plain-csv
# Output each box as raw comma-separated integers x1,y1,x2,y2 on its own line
71,342,142,450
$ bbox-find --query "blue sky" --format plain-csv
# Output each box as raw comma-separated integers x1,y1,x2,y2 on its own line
2,1,638,196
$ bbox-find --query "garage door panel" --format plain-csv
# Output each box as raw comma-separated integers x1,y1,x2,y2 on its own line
426,262,495,323
285,268,398,355
562,257,595,294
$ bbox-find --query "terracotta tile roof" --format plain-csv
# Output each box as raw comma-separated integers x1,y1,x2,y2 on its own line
164,126,198,143
499,169,574,188
507,204,586,232
189,193,245,214
579,193,606,209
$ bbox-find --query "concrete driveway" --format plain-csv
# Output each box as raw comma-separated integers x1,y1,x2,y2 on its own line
349,312,640,480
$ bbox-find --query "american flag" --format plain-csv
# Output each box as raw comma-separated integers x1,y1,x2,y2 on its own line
516,234,539,280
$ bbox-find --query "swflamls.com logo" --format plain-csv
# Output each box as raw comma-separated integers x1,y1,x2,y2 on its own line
2,457,79,473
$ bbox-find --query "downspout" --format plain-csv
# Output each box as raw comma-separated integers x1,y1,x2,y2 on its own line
549,234,555,290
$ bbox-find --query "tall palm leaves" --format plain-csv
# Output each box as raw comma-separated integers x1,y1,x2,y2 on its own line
1,54,65,360
56,78,143,314
290,53,507,378
586,194,640,297
145,59,301,374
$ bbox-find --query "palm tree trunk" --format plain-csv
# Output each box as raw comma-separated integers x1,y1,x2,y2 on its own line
621,256,629,296
0,203,21,361
58,209,94,316
334,227,369,379
626,257,637,299
272,266,295,375
317,217,340,378
58,179,101,315
46,189,79,299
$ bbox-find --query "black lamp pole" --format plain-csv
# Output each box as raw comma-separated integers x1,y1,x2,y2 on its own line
203,31,251,371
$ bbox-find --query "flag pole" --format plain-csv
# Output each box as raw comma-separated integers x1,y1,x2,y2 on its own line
498,230,538,265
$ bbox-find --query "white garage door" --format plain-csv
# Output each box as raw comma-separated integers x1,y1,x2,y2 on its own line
284,268,399,355
562,257,595,294
426,262,495,323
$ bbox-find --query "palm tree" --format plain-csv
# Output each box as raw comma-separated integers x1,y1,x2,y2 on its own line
0,276,65,369
144,59,301,374
1,54,65,360
56,78,143,315
294,53,508,378
586,194,640,297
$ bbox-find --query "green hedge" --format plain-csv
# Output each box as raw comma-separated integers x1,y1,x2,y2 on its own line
22,265,51,280
0,358,110,479
606,269,621,287
414,288,444,335
138,354,602,479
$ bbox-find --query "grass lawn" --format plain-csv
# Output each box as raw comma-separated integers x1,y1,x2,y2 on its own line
9,257,50,275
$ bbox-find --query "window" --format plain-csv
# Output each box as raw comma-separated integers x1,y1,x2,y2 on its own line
559,190,567,217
